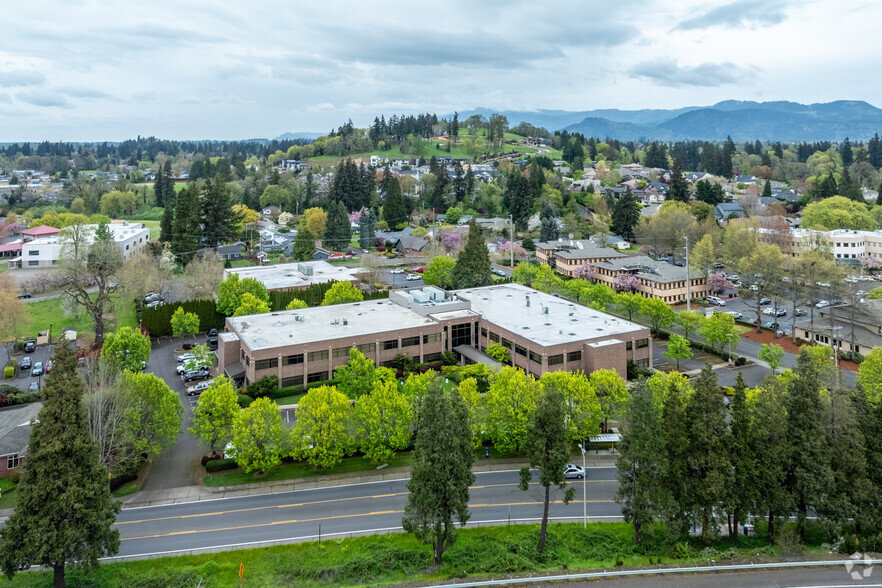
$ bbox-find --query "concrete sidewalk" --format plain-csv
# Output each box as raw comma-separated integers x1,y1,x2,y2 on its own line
121,453,618,509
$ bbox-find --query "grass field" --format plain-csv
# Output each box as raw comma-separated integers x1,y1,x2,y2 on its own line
139,219,160,239
273,393,305,406
0,521,827,587
0,477,17,509
2,295,137,341
306,137,545,166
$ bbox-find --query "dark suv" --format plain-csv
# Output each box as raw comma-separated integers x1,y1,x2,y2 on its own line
182,368,210,382
23,339,36,353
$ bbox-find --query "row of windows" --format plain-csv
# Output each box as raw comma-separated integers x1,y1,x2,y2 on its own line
281,375,303,388
625,339,650,350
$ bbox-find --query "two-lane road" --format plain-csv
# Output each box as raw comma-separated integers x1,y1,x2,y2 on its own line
114,468,620,558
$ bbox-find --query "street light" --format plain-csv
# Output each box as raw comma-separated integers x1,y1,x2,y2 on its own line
684,236,691,312
577,443,587,528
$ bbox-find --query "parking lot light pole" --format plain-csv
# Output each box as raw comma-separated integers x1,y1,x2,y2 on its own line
578,443,587,528
684,236,691,312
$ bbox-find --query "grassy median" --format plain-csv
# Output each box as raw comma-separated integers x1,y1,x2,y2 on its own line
0,522,829,587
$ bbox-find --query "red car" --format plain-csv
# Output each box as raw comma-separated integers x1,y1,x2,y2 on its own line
413,267,426,273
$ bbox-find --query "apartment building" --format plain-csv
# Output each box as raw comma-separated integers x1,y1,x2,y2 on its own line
223,260,361,292
217,283,651,387
10,221,150,269
592,255,708,304
759,227,882,261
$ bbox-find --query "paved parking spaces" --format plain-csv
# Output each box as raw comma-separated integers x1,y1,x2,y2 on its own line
1,343,56,392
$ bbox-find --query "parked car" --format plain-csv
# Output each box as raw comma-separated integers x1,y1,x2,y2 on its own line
23,339,36,353
390,268,405,274
146,301,161,309
144,293,162,303
187,381,212,396
208,338,218,351
31,362,44,377
795,308,807,316
763,321,780,330
176,353,196,363
762,307,775,315
17,292,31,299
28,381,40,392
206,328,218,337
816,281,831,288
564,464,585,480
176,362,208,375
816,300,832,308
492,268,507,277
775,308,787,317
182,368,210,382
760,297,771,305
706,295,726,306
856,290,868,298
406,273,421,281
413,267,426,273
19,357,32,370
725,311,743,320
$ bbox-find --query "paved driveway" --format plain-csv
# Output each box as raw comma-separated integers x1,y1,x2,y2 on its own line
1,343,56,392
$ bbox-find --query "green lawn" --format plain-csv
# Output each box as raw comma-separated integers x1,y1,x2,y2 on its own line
0,477,18,509
112,480,139,498
306,138,539,166
0,262,7,273
0,522,824,587
140,220,160,240
273,393,305,406
204,451,415,487
4,295,137,341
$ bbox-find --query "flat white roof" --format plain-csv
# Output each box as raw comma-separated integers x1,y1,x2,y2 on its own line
224,261,360,291
227,299,437,351
453,283,645,346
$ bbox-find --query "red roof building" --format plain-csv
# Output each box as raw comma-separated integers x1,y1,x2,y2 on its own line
20,225,60,240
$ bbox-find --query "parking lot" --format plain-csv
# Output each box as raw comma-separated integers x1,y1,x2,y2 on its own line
381,267,424,288
1,343,56,392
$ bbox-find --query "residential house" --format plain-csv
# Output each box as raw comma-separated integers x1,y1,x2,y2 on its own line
0,403,41,477
715,202,746,221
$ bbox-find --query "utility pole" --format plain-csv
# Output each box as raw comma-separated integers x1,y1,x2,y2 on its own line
509,214,515,267
578,443,587,528
684,235,691,312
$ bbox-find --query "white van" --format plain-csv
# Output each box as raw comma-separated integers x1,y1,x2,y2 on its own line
707,295,726,306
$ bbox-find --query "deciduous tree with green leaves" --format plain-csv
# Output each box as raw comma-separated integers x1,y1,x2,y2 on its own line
485,366,536,452
100,326,151,372
539,370,601,444
402,381,475,565
231,397,285,475
422,255,456,289
640,297,676,336
858,347,882,406
354,380,413,463
123,370,184,463
233,292,271,316
0,343,120,587
615,291,644,321
759,343,785,374
189,377,240,457
484,342,510,364
699,311,737,353
457,377,485,448
285,298,308,310
591,368,628,433
290,385,352,469
336,348,394,398
663,334,692,370
217,273,269,316
518,385,575,553
676,309,704,341
321,280,364,306
170,307,200,338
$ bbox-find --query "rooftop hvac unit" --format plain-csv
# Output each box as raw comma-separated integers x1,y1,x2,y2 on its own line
298,263,314,276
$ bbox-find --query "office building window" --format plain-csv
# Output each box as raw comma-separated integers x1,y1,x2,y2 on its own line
626,341,633,351
423,333,442,344
28,250,38,256
548,354,563,366
529,350,542,364
383,339,399,350
28,260,39,266
489,331,500,343
481,328,488,338
282,353,303,366
451,323,471,348
635,358,649,368
307,371,329,384
635,338,649,349
281,375,303,388
423,352,442,362
515,344,527,357
308,350,328,362
356,343,375,354
254,358,278,371
401,336,420,347
566,350,582,362
501,337,512,349
332,346,350,358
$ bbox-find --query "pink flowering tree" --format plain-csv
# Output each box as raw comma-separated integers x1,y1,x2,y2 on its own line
497,240,527,261
572,262,597,281
859,254,882,273
707,271,735,294
613,272,640,292
5,222,22,235
348,210,362,224
440,229,462,252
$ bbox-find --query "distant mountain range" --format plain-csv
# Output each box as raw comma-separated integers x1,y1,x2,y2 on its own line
274,131,325,141
456,101,882,142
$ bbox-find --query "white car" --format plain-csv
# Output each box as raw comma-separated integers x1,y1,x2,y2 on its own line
726,311,743,320
816,282,831,288
706,295,726,306
390,268,405,274
762,307,775,315
564,464,585,480
406,273,421,281
816,300,831,308
187,380,212,396
176,353,196,363
176,362,208,375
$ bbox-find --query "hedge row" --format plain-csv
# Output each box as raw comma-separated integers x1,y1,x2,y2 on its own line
269,281,389,311
140,299,225,337
205,458,237,473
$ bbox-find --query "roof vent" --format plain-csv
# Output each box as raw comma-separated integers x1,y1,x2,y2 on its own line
569,332,577,336
545,323,552,326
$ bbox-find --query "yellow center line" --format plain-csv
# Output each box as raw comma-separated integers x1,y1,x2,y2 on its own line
117,481,617,526
120,499,616,541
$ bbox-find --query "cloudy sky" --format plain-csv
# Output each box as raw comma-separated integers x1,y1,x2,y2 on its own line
1,0,878,141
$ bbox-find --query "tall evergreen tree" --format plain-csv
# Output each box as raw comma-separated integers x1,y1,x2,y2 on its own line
539,204,559,242
685,366,733,543
172,184,200,261
324,201,352,251
0,343,120,587
161,160,175,206
762,179,772,199
518,384,575,552
721,135,736,177
611,189,641,241
159,201,174,244
838,167,864,202
292,227,316,261
382,173,407,229
840,137,853,168
668,158,690,203
153,164,164,208
402,380,475,565
750,377,791,541
451,219,491,289
786,349,834,540
660,378,690,541
465,166,476,198
358,208,377,250
201,177,239,246
509,173,532,231
616,380,664,545
728,373,755,535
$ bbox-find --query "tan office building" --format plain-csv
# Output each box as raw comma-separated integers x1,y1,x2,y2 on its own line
593,255,707,304
218,284,652,387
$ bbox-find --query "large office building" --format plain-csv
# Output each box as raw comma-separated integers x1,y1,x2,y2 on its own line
9,221,150,269
592,255,708,304
217,283,652,388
